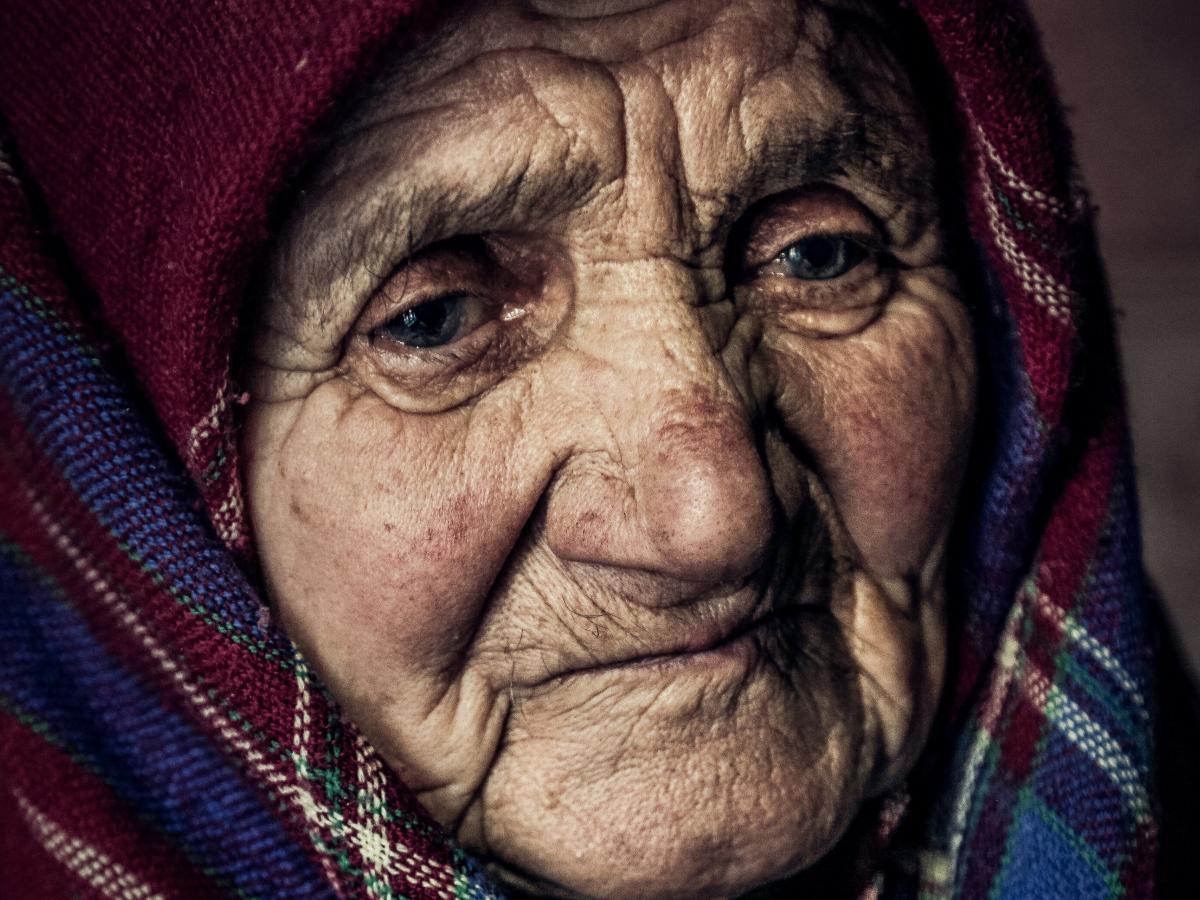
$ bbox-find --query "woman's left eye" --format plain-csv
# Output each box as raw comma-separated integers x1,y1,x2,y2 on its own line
373,292,481,348
778,236,869,280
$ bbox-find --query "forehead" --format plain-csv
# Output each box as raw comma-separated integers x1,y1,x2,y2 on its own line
375,0,896,80
275,0,928,321
354,0,910,135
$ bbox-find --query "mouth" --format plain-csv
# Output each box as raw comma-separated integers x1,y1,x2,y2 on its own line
619,611,781,673
540,603,790,686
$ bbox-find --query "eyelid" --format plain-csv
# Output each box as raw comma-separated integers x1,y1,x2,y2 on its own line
772,306,884,338
758,232,881,277
737,185,883,270
355,240,496,335
372,320,498,370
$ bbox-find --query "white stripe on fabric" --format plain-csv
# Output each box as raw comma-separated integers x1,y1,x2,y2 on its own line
14,788,163,900
1024,665,1151,823
1031,590,1149,721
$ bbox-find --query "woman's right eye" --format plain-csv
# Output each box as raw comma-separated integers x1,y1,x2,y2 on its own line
371,291,488,349
777,235,870,281
346,234,567,411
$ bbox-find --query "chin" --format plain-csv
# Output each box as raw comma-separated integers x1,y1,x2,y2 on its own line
461,617,875,899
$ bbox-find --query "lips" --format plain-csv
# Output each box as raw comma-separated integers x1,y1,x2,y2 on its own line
621,612,781,671
538,597,779,684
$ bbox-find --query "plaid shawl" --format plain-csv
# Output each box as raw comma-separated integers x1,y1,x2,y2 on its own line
0,0,1179,896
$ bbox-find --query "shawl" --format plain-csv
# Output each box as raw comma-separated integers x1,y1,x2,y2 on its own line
0,0,1187,896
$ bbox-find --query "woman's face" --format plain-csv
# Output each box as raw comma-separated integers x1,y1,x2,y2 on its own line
244,0,975,895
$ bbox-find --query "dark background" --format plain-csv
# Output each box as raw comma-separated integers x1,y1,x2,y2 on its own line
1029,0,1200,672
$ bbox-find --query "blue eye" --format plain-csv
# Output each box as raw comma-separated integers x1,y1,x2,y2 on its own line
375,293,469,348
779,236,868,280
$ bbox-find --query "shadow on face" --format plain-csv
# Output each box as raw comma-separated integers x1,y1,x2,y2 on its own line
241,0,976,895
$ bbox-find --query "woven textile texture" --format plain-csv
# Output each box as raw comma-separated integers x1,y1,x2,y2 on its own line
0,0,1179,896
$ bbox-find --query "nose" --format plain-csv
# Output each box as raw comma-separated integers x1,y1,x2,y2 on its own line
544,355,775,594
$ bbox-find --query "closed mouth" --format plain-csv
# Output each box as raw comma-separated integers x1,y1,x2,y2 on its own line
539,603,791,685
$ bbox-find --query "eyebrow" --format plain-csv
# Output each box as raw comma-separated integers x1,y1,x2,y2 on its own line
760,102,926,196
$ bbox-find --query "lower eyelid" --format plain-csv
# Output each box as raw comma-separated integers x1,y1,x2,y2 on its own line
355,305,549,407
352,321,494,403
773,306,884,338
378,318,497,364
742,266,890,311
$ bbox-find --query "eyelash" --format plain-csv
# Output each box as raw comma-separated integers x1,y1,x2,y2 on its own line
369,291,480,349
370,309,499,370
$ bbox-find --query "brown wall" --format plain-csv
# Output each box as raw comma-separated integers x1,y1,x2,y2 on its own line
1028,0,1200,669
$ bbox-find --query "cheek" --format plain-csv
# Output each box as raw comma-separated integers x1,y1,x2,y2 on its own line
246,380,546,679
767,297,974,574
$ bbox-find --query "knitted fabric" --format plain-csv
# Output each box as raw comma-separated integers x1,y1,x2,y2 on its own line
0,0,1168,896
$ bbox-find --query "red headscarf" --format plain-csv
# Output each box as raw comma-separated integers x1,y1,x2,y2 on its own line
0,1,1189,896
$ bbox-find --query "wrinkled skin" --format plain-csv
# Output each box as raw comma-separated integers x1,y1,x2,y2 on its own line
243,0,975,896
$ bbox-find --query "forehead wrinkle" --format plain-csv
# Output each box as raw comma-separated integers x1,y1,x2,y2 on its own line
742,58,923,192
523,0,671,19
361,0,721,105
525,0,739,63
344,47,568,137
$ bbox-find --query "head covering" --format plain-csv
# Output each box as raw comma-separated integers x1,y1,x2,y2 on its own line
0,0,1188,896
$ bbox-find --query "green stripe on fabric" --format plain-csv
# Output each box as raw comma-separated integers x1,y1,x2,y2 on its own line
1055,651,1149,752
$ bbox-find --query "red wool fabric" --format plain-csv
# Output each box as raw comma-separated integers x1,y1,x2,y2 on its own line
0,0,438,551
0,0,1190,897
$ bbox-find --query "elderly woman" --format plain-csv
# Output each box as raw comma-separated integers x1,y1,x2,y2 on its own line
0,0,1191,897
